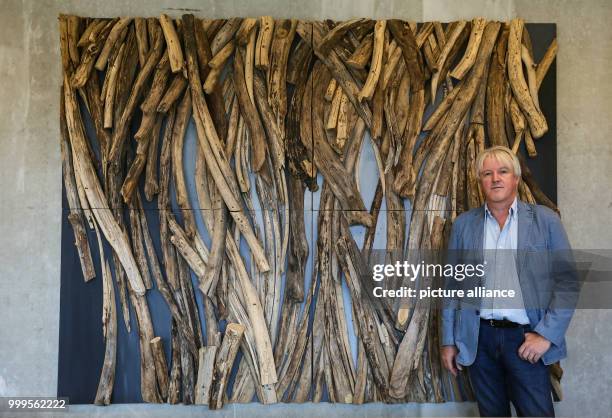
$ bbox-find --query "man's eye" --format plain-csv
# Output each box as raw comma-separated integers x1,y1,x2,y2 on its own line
500,169,509,174
482,172,491,177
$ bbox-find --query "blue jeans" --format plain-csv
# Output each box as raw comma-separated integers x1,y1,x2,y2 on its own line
468,321,554,417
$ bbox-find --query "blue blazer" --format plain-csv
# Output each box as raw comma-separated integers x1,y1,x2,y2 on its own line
441,200,579,366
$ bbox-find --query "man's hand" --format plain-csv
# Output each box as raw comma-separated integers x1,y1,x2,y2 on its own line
518,332,551,364
441,345,463,376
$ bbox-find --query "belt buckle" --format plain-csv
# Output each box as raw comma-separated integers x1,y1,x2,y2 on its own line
489,319,495,327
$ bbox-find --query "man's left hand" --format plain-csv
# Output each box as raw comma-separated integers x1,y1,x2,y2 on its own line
518,332,551,364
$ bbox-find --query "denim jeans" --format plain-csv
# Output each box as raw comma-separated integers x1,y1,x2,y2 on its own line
468,321,555,417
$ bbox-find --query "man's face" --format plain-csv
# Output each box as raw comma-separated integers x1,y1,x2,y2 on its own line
479,156,519,204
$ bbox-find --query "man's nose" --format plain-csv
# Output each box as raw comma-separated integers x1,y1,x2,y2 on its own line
491,171,500,182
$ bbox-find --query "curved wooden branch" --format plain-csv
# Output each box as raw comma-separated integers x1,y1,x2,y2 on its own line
508,19,548,138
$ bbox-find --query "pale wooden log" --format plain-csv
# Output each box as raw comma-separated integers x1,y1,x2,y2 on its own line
393,89,425,198
128,200,153,290
297,22,373,127
235,18,257,45
430,20,467,103
157,107,180,291
253,72,286,172
159,14,184,73
388,19,425,92
285,173,308,303
193,23,226,144
371,82,384,140
536,37,557,89
317,19,371,56
134,18,148,67
58,16,73,74
210,18,242,55
450,17,486,79
177,247,205,345
156,74,188,113
195,152,227,296
524,129,537,157
381,40,403,91
120,114,156,203
268,19,297,132
93,225,116,406
335,237,390,401
486,24,510,147
77,18,106,47
508,19,548,138
150,337,169,400
59,89,95,281
108,22,164,161
195,346,217,404
167,213,207,280
167,321,182,404
422,79,463,131
63,74,146,295
128,290,162,402
255,16,274,69
66,15,81,66
521,43,541,113
95,17,132,70
346,32,373,69
325,78,338,101
208,39,234,69
71,19,116,88
171,91,198,239
335,93,350,151
358,20,385,101
209,323,245,409
301,62,372,226
203,64,223,94
134,55,170,142
326,86,343,129
103,43,125,128
415,21,435,48
137,192,198,357
144,116,163,201
233,48,268,172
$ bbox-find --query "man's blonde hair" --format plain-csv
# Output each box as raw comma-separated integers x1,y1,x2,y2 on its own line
475,146,521,178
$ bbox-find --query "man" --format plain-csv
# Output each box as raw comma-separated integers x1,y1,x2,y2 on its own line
441,146,579,417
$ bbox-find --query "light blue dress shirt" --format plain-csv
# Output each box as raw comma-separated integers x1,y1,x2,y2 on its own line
480,197,530,325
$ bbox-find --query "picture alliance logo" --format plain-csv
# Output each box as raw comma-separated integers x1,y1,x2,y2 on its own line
372,260,486,282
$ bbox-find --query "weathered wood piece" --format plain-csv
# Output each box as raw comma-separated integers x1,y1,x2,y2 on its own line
160,14,185,73
209,323,245,409
63,75,146,295
195,346,218,404
450,18,486,80
182,14,270,272
508,19,548,138
150,337,170,400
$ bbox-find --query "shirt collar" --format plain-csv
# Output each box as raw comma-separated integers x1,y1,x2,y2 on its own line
484,196,518,220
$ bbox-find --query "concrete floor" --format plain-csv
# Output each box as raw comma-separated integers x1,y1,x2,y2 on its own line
1,0,611,417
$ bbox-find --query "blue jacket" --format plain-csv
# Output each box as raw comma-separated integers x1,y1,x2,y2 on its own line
441,200,579,366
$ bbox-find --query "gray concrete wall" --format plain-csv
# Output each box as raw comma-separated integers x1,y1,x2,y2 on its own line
1,0,610,416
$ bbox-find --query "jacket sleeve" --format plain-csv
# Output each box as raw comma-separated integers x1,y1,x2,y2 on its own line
441,220,461,347
533,211,580,347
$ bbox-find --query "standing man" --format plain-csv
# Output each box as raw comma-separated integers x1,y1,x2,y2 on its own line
441,146,579,417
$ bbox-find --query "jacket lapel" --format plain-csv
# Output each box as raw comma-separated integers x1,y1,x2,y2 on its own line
516,200,534,278
471,206,485,263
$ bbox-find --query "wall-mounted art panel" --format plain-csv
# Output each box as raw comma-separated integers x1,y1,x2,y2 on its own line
57,15,557,406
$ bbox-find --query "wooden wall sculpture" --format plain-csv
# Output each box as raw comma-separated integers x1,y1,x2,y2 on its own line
58,14,558,406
